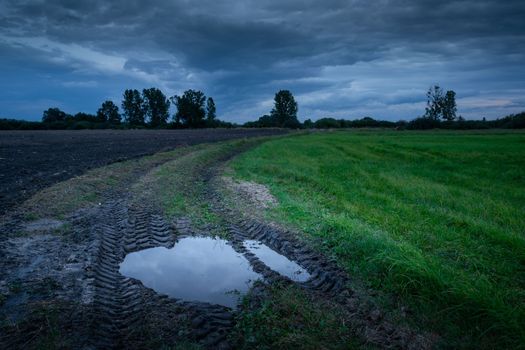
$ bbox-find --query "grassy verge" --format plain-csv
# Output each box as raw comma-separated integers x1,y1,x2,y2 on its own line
229,130,525,348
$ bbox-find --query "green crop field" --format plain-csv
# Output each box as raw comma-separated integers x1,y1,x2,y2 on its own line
230,130,525,348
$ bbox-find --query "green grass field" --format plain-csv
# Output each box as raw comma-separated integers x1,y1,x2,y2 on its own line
230,130,525,348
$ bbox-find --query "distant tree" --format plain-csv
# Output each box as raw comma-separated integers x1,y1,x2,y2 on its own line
442,90,457,121
206,97,216,126
314,117,341,129
271,90,300,128
425,85,444,120
97,100,121,124
73,112,98,123
142,88,170,127
42,108,68,123
406,116,441,130
171,89,206,127
303,118,314,129
122,89,145,126
257,114,278,127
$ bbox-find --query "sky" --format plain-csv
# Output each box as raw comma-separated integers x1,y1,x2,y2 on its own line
1,0,524,123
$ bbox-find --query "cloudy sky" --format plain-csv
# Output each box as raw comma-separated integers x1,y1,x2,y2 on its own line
1,0,524,122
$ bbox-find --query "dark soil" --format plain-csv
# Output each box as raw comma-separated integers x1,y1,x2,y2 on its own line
0,129,287,215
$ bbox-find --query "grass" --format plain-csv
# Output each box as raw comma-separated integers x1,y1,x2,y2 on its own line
1,301,75,349
229,130,525,348
20,146,196,221
131,137,273,229
232,283,358,350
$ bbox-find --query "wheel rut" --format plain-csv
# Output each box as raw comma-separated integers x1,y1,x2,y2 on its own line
89,200,235,349
204,150,434,349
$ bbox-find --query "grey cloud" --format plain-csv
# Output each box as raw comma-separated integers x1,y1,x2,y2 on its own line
1,0,524,121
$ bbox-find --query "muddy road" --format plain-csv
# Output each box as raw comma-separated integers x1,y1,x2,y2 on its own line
0,129,287,215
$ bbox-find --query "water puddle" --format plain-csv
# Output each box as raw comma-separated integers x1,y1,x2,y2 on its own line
243,240,311,282
119,236,261,308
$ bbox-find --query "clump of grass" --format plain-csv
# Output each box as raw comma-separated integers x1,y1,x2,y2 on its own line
232,283,357,350
230,130,525,348
1,301,74,349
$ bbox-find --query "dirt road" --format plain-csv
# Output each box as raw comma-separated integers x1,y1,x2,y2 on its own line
0,137,431,349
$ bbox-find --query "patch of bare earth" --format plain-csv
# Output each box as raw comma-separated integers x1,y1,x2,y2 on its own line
222,177,277,209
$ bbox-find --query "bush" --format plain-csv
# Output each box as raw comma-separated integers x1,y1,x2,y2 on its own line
406,117,442,130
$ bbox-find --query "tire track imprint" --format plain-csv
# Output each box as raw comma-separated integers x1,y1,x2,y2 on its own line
204,154,434,349
90,200,235,349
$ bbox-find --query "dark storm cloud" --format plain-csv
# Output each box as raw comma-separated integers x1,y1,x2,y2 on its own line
1,0,524,121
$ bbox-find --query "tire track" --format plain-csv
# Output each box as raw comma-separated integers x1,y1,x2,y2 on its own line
90,200,235,349
80,141,431,349
226,219,431,349
203,151,434,349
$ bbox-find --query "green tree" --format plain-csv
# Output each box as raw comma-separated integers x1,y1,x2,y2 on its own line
442,90,457,122
142,88,170,127
73,112,98,122
42,108,68,123
271,90,300,128
172,89,206,127
206,97,216,126
303,118,314,129
97,100,121,124
425,85,444,120
122,89,145,126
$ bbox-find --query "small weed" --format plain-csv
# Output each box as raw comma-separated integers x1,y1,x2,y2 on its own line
23,212,38,221
8,281,23,294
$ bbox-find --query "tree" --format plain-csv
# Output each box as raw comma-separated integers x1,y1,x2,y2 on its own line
258,114,278,127
303,118,314,129
271,90,300,128
442,90,457,122
171,89,206,127
142,88,170,127
73,112,98,123
122,89,145,126
425,85,444,120
97,100,121,124
42,108,68,123
206,97,216,126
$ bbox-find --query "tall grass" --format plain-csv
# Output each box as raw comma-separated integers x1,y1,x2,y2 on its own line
230,130,525,348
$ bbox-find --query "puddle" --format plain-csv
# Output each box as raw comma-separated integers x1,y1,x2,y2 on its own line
119,236,261,308
243,240,311,282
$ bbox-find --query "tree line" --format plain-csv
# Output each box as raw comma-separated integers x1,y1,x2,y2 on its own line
38,88,229,129
1,85,524,130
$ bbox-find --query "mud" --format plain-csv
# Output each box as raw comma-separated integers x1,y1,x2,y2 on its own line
22,218,64,233
0,137,435,349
